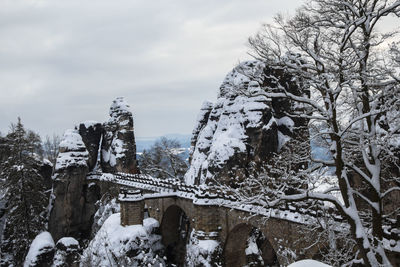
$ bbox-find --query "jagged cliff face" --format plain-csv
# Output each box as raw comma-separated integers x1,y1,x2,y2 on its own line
185,61,308,185
101,97,139,174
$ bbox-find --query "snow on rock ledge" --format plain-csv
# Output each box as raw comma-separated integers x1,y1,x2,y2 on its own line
55,129,89,172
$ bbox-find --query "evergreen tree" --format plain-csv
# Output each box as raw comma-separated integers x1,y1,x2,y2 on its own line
0,118,48,266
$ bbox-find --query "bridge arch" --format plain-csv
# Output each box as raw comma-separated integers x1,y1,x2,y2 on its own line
223,223,279,267
160,204,191,265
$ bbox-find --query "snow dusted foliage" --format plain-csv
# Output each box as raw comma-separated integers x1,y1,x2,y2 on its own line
139,137,188,180
55,129,89,171
24,232,55,267
81,214,165,267
0,119,49,266
185,61,306,185
245,229,266,266
101,97,138,174
186,230,222,267
91,197,120,237
244,0,400,265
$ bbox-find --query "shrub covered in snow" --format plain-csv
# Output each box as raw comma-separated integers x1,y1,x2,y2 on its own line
81,213,164,267
53,237,80,267
24,231,55,267
91,197,120,236
186,230,222,267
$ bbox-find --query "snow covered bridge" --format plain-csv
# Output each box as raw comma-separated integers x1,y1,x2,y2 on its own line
87,171,331,265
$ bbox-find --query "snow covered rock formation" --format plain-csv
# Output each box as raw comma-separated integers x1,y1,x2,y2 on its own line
101,97,139,174
185,61,308,185
81,214,165,266
24,233,81,267
24,232,55,267
49,130,90,241
48,97,139,242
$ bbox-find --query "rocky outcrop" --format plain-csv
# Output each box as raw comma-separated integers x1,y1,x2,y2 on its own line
52,237,80,267
49,129,89,241
185,61,309,185
189,101,213,164
76,121,102,172
24,233,80,267
101,97,139,174
24,232,55,267
49,98,140,241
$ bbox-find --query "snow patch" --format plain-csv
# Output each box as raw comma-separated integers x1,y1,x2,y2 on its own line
288,259,332,267
24,231,55,267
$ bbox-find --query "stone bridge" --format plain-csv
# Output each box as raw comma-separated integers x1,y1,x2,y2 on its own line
88,171,333,266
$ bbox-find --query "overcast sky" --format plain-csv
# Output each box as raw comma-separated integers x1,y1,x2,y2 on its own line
0,0,306,138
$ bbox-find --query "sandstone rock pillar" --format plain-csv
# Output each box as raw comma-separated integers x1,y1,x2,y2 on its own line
49,129,89,241
101,97,139,174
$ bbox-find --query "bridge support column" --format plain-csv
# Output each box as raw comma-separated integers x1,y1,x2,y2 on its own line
119,189,144,226
186,195,224,266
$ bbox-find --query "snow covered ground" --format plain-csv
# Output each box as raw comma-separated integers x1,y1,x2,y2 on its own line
288,259,332,267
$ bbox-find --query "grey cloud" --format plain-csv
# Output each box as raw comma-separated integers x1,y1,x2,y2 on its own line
0,0,302,137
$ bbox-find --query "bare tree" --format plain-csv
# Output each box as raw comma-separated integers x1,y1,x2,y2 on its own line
139,137,188,180
43,134,61,168
229,0,400,266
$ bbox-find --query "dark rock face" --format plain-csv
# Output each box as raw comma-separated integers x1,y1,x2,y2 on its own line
76,121,102,172
80,183,101,238
40,160,53,190
101,97,139,174
49,129,89,241
185,61,308,185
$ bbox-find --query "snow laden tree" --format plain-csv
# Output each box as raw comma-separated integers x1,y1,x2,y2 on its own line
43,134,61,168
227,0,400,266
139,137,188,180
0,118,48,266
